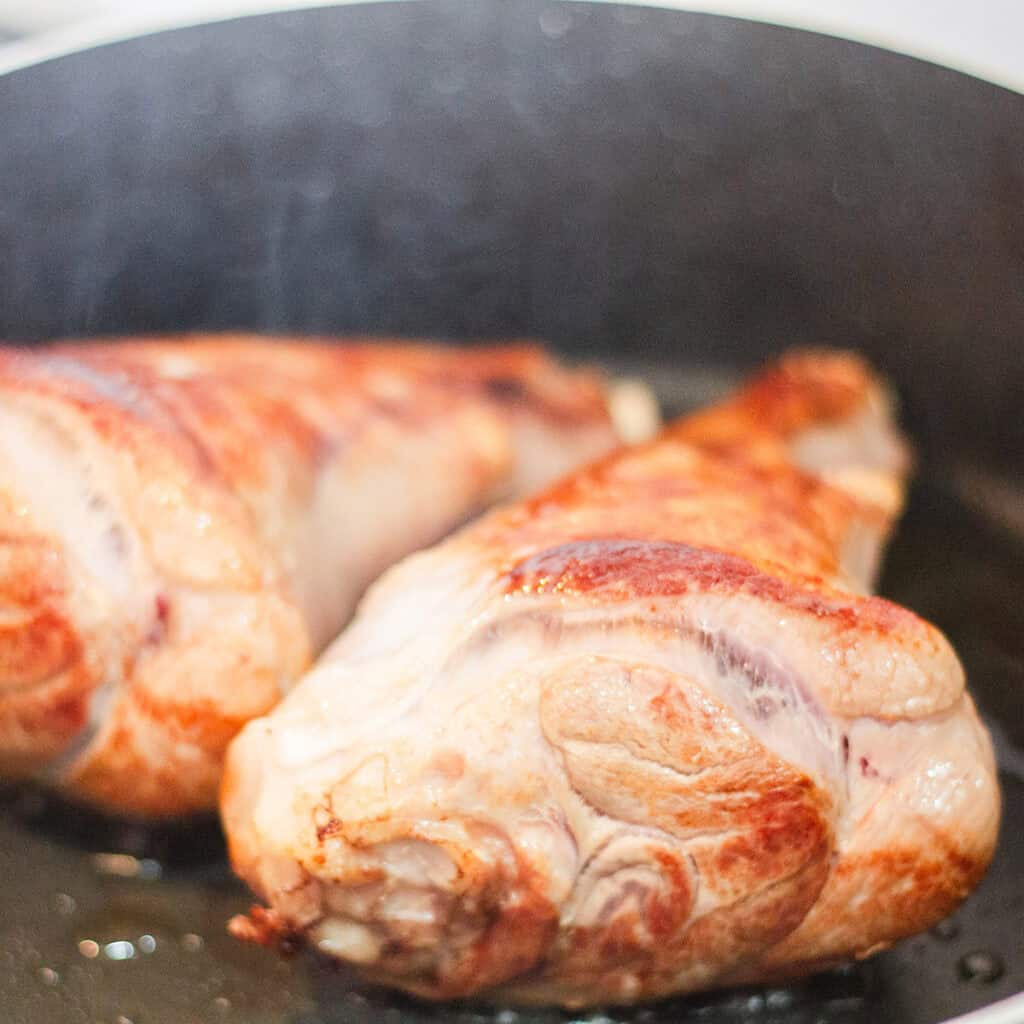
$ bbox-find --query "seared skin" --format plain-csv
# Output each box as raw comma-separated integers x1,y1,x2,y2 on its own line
223,351,998,1005
0,335,622,817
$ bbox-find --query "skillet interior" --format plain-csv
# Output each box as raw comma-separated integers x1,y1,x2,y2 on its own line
0,3,1021,1022
0,367,1021,1024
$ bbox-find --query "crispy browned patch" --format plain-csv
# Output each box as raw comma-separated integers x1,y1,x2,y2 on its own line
228,906,301,952
429,750,466,781
0,532,79,688
65,641,295,818
0,665,94,773
365,850,560,1001
504,538,915,639
0,606,79,688
3,337,612,489
673,349,873,446
0,521,102,771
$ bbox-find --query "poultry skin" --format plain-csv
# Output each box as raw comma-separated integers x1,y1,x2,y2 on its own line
0,335,625,817
223,351,999,1005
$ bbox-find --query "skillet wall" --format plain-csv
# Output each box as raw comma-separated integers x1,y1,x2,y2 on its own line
1,0,1022,470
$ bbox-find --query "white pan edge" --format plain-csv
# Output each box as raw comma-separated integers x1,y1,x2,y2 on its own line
943,994,1024,1024
0,0,1021,95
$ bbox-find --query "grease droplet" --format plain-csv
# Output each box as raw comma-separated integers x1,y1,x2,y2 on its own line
53,893,76,915
931,918,960,941
137,858,162,880
91,853,162,880
78,940,100,959
830,962,859,978
181,933,204,953
137,934,156,955
538,6,572,38
958,950,1004,983
103,941,135,961
37,966,59,986
213,996,231,1013
766,989,795,1009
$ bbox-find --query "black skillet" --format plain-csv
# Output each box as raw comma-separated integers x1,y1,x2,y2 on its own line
0,4,1021,1022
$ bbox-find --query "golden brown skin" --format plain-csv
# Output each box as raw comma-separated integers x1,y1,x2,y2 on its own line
223,351,998,1006
0,335,621,817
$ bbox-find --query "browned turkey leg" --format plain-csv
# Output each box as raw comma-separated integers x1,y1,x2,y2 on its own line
0,336,625,817
223,351,997,1006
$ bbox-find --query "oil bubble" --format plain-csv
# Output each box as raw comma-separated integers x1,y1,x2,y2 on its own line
958,950,1004,983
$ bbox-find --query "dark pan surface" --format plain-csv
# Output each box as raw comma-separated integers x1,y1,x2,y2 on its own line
1,1,1024,475
0,366,1021,1024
